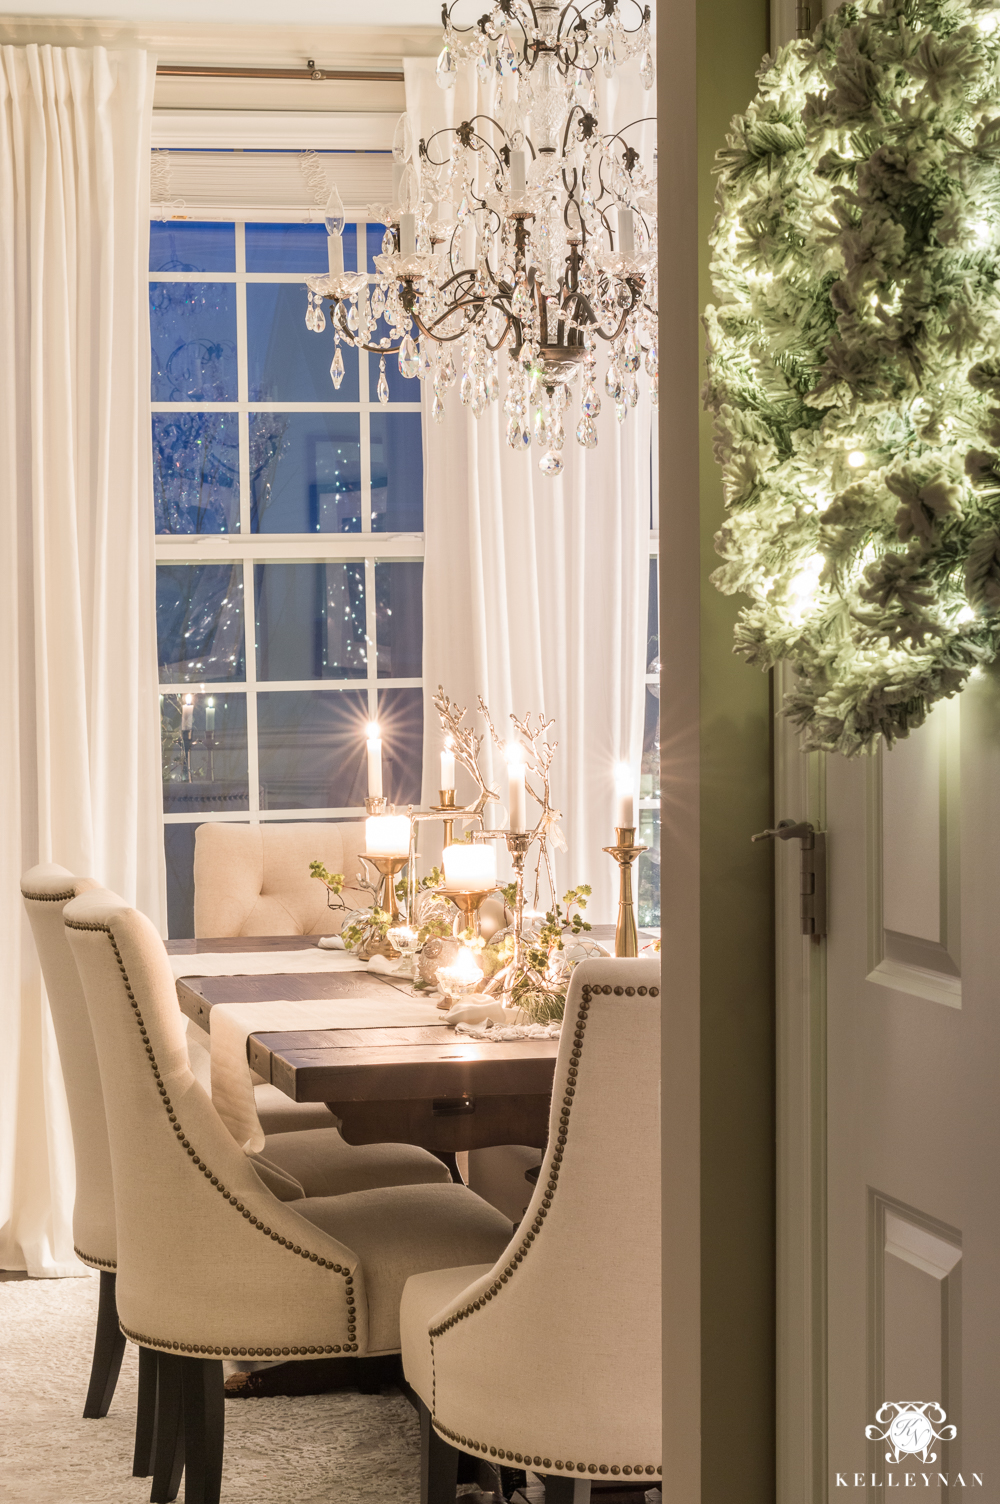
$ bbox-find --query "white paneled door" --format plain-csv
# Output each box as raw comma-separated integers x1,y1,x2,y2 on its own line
775,669,1000,1502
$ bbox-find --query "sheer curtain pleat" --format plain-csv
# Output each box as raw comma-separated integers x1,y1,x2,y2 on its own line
405,58,653,921
0,45,162,1276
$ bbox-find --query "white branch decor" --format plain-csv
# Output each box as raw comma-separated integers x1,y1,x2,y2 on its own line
705,0,1000,754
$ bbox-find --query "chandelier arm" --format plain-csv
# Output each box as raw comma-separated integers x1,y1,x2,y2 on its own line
421,126,461,169
600,116,658,153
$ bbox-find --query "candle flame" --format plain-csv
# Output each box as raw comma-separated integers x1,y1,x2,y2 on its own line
184,694,193,705
615,762,634,793
366,721,380,741
504,741,523,766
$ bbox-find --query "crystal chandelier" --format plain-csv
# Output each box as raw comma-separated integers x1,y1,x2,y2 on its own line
304,0,656,478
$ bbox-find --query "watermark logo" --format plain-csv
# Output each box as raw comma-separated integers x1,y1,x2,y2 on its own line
866,1403,957,1466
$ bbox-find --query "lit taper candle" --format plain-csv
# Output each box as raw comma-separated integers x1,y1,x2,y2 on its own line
615,763,635,830
366,721,383,799
440,738,456,792
506,743,527,832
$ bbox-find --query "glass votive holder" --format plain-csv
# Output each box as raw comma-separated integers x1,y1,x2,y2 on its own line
436,947,484,1001
386,924,420,974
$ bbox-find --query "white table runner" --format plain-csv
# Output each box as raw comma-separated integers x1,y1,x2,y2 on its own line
209,994,448,1152
171,950,369,980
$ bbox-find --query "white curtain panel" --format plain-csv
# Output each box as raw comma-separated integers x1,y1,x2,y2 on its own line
0,46,162,1276
405,57,653,922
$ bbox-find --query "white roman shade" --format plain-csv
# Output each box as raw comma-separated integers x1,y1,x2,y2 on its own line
151,148,393,221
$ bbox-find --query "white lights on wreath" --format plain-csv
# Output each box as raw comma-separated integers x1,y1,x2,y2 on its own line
302,0,656,479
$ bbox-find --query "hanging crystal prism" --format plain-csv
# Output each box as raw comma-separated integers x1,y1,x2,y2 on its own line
382,228,395,256
305,293,315,330
313,301,326,333
432,393,446,422
625,376,639,409
576,415,598,449
615,399,627,423
640,49,655,90
436,44,456,89
539,450,564,477
605,364,623,402
506,417,523,450
477,46,492,84
650,372,659,406
460,370,474,405
377,357,390,405
371,285,386,321
330,342,345,390
472,380,488,419
441,354,457,389
347,303,360,334
581,383,601,417
398,334,420,380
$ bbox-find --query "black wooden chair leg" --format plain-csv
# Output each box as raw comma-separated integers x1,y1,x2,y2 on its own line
82,1269,127,1419
418,1398,460,1504
542,1477,592,1504
133,1347,159,1477
149,1352,185,1504
180,1357,225,1504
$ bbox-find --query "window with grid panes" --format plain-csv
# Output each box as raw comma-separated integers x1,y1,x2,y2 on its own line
638,545,660,928
151,219,423,937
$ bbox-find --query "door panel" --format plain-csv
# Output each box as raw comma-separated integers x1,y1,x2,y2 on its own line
777,672,1000,1500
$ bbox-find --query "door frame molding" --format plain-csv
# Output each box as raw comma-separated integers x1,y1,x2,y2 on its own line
774,663,829,1504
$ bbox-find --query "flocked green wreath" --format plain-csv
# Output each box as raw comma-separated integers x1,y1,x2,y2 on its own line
705,0,1000,754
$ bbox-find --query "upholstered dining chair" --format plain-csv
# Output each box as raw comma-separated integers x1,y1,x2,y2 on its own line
400,958,662,1504
193,820,370,938
20,864,133,1422
64,887,513,1504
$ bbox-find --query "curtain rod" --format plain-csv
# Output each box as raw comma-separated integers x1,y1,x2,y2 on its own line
156,63,404,82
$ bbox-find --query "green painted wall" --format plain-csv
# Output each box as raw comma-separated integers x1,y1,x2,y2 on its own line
697,2,776,1501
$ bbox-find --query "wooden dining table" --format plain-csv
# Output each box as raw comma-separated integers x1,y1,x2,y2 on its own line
168,928,656,1171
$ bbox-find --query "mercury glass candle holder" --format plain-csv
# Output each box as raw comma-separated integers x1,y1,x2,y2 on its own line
436,947,484,1001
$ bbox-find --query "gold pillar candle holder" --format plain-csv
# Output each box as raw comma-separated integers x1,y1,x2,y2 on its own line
433,788,457,850
359,852,408,924
603,826,647,958
443,888,493,938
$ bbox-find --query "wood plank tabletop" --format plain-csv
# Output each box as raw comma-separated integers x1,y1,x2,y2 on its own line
165,928,652,1152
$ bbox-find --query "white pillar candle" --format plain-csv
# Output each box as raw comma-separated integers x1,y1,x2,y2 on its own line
506,745,527,832
181,695,193,732
327,233,344,275
510,150,527,198
617,206,635,255
366,815,411,857
443,843,497,892
440,744,456,791
366,722,383,798
400,213,416,256
615,763,635,829
205,698,215,733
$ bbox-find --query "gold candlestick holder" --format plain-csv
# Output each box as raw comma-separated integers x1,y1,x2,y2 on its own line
432,788,457,850
603,826,647,958
359,852,408,924
443,887,493,938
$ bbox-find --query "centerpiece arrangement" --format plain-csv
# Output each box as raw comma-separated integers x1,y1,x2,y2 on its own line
309,686,610,1020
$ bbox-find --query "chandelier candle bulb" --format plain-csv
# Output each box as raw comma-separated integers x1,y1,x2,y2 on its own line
391,161,404,214
366,723,383,799
400,213,416,257
327,234,344,276
617,207,635,256
443,842,497,893
510,150,527,198
365,815,411,858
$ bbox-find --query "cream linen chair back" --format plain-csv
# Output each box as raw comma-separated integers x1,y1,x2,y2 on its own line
193,821,370,937
406,957,661,1478
64,888,365,1358
21,863,112,1269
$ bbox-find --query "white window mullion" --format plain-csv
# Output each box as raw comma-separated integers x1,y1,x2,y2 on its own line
242,555,260,821
365,555,378,723
235,221,251,538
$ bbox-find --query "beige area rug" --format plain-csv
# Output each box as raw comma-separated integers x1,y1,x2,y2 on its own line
0,1271,421,1504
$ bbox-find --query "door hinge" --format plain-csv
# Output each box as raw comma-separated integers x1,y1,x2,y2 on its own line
752,819,827,940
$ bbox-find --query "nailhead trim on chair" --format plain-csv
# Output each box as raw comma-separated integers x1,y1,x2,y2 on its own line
74,1247,117,1271
427,979,661,1479
65,917,358,1353
21,887,79,902
118,1322,349,1359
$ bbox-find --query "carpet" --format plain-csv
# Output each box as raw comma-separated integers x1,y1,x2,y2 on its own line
0,1271,421,1504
